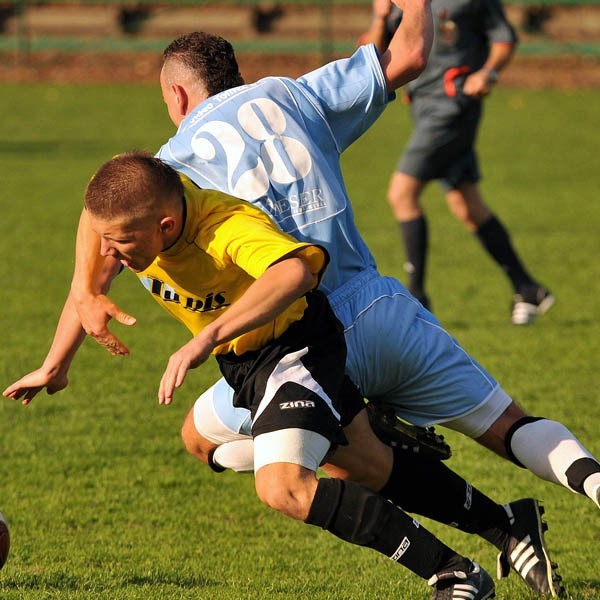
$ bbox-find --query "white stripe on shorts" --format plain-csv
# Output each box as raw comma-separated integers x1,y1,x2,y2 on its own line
254,346,341,423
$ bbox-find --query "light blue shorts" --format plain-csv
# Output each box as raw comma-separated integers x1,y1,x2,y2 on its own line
193,268,512,441
329,268,511,435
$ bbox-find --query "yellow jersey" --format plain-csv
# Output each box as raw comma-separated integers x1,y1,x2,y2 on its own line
137,177,327,355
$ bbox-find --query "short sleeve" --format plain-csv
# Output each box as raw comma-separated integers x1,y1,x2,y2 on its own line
295,45,395,153
199,197,328,284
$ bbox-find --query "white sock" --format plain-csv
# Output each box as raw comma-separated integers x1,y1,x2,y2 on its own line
510,419,597,491
583,473,600,509
212,439,255,472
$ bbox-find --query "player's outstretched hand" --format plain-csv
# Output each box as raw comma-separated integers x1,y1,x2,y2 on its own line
74,293,136,356
3,368,69,405
158,335,215,405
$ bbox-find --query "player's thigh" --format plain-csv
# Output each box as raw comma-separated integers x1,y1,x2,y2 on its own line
339,278,503,429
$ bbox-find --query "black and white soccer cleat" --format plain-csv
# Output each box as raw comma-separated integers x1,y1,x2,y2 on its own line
511,286,555,325
366,402,452,461
497,498,565,597
429,561,495,600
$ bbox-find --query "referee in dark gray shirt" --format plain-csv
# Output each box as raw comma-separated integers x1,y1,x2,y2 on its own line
360,0,554,325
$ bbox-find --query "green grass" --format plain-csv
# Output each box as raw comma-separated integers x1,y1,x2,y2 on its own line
1,83,599,598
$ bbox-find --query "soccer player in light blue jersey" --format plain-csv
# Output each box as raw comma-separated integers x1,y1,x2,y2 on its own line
154,36,600,514
60,8,597,596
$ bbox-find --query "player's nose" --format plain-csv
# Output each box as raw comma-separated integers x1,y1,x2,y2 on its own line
99,238,116,257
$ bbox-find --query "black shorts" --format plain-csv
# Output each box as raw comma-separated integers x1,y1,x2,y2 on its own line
216,290,365,442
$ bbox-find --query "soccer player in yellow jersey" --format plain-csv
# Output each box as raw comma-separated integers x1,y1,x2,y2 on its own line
4,151,496,597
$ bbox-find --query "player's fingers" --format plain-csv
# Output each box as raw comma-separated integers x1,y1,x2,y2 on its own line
2,382,32,400
174,365,188,390
158,369,173,405
99,295,136,327
111,309,137,327
15,387,41,405
96,332,130,356
2,385,16,398
159,381,174,405
159,357,187,405
2,387,22,400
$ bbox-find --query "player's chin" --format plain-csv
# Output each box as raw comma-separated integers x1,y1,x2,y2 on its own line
123,259,150,272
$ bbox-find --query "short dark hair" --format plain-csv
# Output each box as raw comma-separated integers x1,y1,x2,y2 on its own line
85,151,183,224
162,32,244,96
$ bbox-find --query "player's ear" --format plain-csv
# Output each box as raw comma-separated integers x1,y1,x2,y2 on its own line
172,84,189,116
159,216,178,238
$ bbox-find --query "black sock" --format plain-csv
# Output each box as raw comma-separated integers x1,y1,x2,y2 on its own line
305,478,469,580
399,216,428,301
379,447,510,550
475,215,535,292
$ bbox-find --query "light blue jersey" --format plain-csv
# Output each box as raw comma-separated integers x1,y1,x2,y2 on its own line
157,45,387,296
159,45,509,430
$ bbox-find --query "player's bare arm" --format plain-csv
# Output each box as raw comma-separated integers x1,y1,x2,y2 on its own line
3,293,87,405
158,256,316,405
380,0,433,92
3,257,122,405
464,41,516,98
70,207,136,356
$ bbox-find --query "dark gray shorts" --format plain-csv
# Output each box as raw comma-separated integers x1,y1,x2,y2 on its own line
397,96,483,192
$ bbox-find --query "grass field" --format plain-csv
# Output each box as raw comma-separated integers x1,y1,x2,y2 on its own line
0,83,599,599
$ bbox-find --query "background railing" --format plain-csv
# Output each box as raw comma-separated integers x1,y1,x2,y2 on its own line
1,0,599,61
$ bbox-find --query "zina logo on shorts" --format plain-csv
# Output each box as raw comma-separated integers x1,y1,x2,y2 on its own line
279,400,316,410
390,536,411,562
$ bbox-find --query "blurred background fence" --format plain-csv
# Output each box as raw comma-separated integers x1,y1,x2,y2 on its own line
1,0,599,64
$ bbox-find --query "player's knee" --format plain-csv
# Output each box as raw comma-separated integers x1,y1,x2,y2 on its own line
255,464,318,521
255,478,313,521
180,412,217,464
387,187,413,220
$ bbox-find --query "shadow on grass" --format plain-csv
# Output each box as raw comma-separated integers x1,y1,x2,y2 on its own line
0,140,108,157
0,570,218,591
